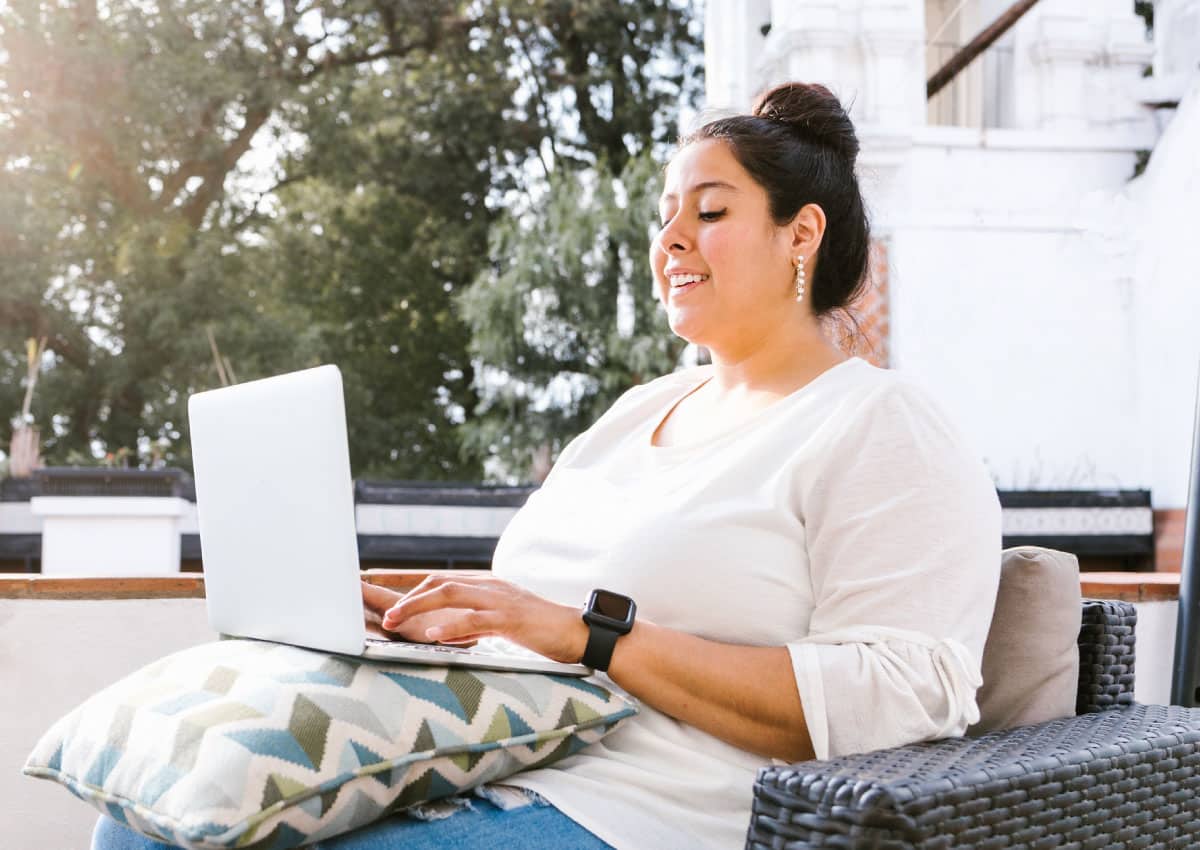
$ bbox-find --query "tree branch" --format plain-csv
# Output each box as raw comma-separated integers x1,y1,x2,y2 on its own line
299,10,469,81
0,300,93,374
157,97,228,206
547,8,629,170
179,103,273,228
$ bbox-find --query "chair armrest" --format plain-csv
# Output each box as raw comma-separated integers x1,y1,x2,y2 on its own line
1077,599,1137,714
747,704,1200,849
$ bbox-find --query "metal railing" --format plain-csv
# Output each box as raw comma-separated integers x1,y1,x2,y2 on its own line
926,40,1014,128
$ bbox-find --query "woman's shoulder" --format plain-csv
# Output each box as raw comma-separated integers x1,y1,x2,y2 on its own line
833,358,956,422
805,360,997,507
781,358,976,471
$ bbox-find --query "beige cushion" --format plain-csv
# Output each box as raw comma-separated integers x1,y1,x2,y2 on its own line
968,546,1081,735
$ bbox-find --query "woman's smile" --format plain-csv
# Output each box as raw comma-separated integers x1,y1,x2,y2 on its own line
667,272,710,296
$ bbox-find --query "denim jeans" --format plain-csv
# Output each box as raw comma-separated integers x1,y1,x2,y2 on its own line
90,786,615,850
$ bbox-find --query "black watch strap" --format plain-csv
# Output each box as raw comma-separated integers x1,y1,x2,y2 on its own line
582,623,622,671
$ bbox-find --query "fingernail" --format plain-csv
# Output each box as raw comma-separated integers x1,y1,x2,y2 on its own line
425,627,442,640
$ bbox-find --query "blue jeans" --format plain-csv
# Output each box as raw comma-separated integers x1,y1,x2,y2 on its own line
91,788,615,850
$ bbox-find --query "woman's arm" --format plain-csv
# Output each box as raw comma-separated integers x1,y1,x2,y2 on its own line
380,575,815,762
383,384,1000,765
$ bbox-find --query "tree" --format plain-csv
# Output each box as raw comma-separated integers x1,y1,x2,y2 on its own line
259,48,526,478
456,0,703,481
0,0,702,479
0,0,475,472
459,150,688,482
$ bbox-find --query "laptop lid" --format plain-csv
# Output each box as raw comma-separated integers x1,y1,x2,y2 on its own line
188,364,367,656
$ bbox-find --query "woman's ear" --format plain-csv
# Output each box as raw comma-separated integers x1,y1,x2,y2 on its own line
789,203,827,258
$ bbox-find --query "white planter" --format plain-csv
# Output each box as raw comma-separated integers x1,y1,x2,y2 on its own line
29,497,190,576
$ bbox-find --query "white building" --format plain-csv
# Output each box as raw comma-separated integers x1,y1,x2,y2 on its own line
704,0,1200,565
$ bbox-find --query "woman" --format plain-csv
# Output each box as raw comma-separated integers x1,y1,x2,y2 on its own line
95,81,1000,850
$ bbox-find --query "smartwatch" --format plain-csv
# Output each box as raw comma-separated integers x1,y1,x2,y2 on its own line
581,589,636,672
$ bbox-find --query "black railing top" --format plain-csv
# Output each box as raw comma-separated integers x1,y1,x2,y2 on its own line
997,490,1152,509
353,480,536,507
0,469,537,506
0,468,1151,512
32,467,191,499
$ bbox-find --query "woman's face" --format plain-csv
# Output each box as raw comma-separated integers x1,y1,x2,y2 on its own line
652,138,800,354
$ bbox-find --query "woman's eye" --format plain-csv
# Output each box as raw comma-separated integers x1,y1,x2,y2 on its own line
699,209,726,221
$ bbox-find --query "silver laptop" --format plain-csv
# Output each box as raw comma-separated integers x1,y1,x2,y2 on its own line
187,364,590,677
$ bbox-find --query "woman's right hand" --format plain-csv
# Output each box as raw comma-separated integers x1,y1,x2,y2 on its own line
361,580,478,647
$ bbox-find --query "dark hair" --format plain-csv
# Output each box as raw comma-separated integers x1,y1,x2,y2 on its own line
680,82,871,317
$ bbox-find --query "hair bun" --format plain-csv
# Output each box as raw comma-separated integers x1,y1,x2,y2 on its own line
752,83,860,165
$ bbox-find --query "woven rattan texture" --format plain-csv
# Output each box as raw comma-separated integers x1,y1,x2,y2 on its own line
748,704,1200,849
1076,599,1137,715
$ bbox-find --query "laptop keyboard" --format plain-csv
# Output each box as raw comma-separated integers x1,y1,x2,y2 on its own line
365,638,476,655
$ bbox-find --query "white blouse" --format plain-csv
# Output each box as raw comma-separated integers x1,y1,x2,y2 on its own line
490,357,1002,850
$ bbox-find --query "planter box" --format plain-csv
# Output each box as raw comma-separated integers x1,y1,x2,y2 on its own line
998,489,1154,569
30,496,189,576
353,481,535,567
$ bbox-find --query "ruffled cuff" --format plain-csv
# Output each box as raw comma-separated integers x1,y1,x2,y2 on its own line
786,627,983,761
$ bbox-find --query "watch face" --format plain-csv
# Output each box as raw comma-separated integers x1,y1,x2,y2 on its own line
591,589,633,622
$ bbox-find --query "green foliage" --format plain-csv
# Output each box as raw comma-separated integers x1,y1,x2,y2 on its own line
0,0,444,469
1134,1,1153,36
0,0,700,479
459,149,686,481
1131,148,1152,180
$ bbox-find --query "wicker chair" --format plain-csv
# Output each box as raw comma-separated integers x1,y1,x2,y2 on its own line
747,599,1200,848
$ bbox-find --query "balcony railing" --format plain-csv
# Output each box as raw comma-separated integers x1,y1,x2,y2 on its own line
926,40,1014,128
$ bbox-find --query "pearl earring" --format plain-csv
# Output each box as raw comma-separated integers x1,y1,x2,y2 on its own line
795,255,806,303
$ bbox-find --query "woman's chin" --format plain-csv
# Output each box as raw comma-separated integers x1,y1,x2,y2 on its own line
666,314,710,349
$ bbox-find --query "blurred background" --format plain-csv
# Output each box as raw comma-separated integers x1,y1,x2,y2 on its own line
1,0,1198,573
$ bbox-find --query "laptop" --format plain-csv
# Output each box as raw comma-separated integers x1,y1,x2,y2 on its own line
187,364,591,677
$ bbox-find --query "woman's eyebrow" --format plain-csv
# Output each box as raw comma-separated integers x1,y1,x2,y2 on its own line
660,180,740,203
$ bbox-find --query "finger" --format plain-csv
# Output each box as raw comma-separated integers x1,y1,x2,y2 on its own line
361,580,403,613
382,582,496,625
424,610,504,644
404,572,501,598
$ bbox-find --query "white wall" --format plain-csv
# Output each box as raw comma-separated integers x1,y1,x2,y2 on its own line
882,127,1147,491
703,0,1200,508
1127,78,1200,509
1,599,216,850
1135,600,1178,706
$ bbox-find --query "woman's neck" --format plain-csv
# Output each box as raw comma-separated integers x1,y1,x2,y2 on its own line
704,320,847,397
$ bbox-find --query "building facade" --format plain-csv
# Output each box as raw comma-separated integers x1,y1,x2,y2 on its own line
704,1,1199,543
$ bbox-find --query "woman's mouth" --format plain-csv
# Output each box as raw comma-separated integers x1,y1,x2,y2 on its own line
668,273,709,295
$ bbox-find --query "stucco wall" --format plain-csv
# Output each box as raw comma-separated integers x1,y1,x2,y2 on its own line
1,599,215,849
879,127,1147,492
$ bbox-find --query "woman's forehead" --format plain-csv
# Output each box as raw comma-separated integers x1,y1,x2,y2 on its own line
661,139,748,200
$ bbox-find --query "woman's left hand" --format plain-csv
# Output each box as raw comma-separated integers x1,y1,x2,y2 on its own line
381,574,588,665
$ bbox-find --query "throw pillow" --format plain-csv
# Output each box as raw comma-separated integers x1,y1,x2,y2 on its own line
24,638,637,849
967,545,1081,735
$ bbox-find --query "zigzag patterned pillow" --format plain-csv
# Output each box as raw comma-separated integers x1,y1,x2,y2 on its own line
23,638,637,849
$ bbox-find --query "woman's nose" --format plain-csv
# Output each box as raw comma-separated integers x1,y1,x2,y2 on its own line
657,222,690,255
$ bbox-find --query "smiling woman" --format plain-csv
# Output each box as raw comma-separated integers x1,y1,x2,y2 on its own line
93,83,1001,850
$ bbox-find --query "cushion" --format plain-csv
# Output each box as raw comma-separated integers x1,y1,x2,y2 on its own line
23,638,637,849
967,546,1081,735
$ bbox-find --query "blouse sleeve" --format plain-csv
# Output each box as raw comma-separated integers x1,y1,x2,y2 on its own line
786,379,1001,761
